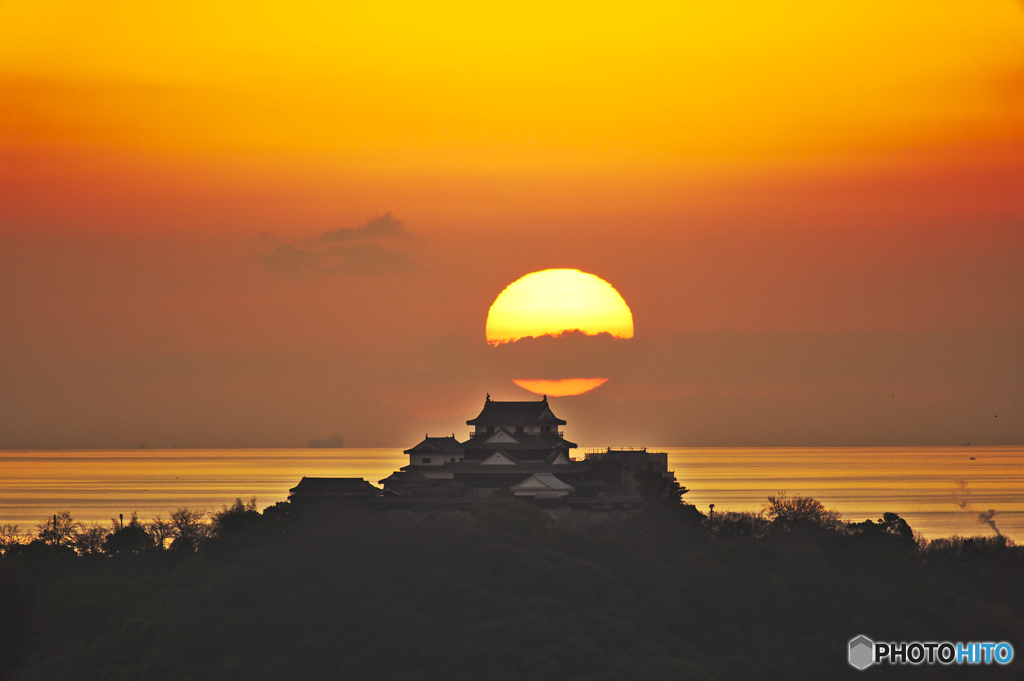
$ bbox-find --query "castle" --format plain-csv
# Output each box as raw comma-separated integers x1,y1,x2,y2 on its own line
289,395,676,510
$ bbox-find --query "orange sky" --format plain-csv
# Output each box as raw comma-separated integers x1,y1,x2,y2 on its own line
3,1,1021,204
0,1,1021,447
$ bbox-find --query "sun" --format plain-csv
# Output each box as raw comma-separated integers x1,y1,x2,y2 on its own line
486,269,633,396
486,269,634,346
512,378,610,397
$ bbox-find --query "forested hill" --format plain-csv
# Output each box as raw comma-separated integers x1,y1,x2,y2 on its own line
1,500,1021,681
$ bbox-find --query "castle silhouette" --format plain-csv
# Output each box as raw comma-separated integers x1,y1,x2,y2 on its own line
289,395,675,510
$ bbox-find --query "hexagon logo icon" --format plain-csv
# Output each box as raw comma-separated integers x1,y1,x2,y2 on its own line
848,635,874,670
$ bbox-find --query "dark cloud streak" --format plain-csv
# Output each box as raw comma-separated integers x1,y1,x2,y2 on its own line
262,212,415,278
315,211,412,244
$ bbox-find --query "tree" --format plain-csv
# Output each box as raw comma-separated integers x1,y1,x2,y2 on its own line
0,524,27,554
471,498,552,534
74,524,109,555
634,470,690,505
103,512,153,556
36,511,79,547
705,511,771,540
147,515,174,550
879,512,917,548
762,493,843,532
211,497,262,541
849,512,919,551
169,508,210,552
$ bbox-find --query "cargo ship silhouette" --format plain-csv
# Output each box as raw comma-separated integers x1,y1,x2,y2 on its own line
307,434,344,448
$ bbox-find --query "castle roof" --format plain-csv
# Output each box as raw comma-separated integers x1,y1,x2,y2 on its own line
288,477,379,496
463,428,576,450
466,396,566,426
378,470,436,486
401,459,588,475
404,435,463,456
510,473,574,492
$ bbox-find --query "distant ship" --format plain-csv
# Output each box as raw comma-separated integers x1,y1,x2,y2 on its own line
308,434,344,448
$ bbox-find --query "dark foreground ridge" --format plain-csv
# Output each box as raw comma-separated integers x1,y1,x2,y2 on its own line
1,493,1021,681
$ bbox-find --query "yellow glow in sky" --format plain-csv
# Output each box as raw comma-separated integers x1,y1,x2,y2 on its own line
486,269,634,345
1,0,1020,176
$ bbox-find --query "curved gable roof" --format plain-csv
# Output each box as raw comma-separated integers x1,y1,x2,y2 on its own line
466,396,566,426
404,435,463,455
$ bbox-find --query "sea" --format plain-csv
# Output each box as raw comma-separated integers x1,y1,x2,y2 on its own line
1,446,1020,542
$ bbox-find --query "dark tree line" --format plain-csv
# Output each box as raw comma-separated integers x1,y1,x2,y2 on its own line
0,494,1020,680
0,497,260,561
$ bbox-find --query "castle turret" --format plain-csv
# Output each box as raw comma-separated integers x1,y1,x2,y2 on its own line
462,395,575,461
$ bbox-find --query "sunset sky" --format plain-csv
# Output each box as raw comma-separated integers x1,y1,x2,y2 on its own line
1,1,1021,448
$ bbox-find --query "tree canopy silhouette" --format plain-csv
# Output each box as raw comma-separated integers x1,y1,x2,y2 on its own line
0,496,1019,680
762,492,843,532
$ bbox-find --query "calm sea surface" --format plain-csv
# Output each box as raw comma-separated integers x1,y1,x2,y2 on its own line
1,446,1020,541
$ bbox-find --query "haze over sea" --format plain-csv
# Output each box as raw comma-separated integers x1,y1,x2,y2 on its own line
1,446,1020,542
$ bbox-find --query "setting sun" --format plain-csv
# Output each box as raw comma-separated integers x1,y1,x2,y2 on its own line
485,269,634,346
512,378,610,397
487,269,633,396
